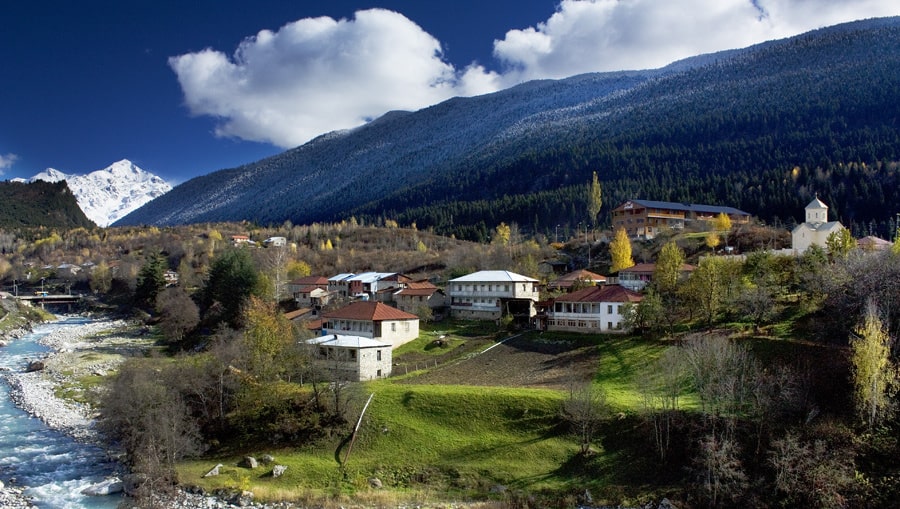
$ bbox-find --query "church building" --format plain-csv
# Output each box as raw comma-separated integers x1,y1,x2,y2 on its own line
791,196,844,254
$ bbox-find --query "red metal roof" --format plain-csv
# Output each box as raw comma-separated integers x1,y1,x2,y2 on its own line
323,301,418,321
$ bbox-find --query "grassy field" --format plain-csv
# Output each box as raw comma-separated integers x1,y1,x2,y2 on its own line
177,329,677,506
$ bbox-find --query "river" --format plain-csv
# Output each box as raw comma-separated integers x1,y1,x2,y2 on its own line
0,318,122,508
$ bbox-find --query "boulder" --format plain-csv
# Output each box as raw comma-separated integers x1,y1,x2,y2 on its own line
238,456,258,469
81,477,124,496
260,454,275,465
368,477,382,489
203,463,224,477
25,360,44,372
272,465,287,478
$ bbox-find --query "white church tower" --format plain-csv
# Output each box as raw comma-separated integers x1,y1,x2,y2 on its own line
792,195,844,254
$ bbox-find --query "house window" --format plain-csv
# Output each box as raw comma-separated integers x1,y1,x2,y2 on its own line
377,350,382,361
349,349,357,360
391,323,396,332
377,369,382,377
404,322,410,332
607,305,613,313
607,322,613,330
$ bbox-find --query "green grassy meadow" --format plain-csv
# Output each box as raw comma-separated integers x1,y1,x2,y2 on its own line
177,330,675,505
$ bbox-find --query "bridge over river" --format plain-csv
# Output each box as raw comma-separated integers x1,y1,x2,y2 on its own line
13,294,83,311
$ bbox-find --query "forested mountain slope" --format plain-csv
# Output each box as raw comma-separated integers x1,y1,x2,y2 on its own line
0,180,95,229
118,17,900,240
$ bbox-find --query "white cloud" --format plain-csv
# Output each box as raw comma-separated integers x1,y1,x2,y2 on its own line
0,153,18,175
170,1,900,148
493,0,900,80
170,9,473,148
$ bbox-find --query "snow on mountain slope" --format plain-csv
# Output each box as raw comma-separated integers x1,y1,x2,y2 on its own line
30,159,171,227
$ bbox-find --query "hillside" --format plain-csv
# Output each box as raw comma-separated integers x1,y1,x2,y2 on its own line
0,180,95,229
118,17,900,240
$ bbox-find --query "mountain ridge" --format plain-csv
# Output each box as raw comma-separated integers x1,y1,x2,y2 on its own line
27,159,171,227
118,17,900,239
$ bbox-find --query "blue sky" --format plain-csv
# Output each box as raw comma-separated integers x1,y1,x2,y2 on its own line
2,1,898,184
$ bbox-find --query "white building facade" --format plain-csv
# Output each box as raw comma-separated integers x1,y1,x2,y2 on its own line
448,270,540,320
308,334,392,381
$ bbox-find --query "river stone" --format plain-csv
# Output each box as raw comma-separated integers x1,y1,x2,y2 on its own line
272,465,287,478
239,456,258,469
25,360,44,372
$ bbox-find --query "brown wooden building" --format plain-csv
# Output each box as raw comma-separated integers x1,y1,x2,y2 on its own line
611,199,750,239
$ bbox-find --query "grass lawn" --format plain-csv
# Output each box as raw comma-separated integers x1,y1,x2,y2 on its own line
177,331,682,505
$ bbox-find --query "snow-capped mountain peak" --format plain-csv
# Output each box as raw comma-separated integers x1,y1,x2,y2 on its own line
30,159,171,227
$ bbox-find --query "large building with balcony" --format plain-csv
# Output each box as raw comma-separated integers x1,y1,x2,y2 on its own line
448,270,540,321
612,200,750,240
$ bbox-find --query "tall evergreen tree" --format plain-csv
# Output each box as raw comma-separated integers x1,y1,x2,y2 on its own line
588,171,603,224
134,252,167,310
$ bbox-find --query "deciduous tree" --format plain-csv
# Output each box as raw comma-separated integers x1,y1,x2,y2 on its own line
562,381,608,455
850,300,898,429
826,227,856,260
609,228,634,273
156,287,200,344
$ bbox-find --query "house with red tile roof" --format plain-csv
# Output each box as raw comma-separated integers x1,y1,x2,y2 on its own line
616,262,695,292
546,285,643,333
547,269,607,292
322,301,419,348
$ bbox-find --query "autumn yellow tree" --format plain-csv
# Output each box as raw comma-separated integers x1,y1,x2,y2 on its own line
286,259,312,280
609,228,635,273
851,300,899,429
493,222,511,247
713,212,733,249
653,240,685,294
706,232,721,251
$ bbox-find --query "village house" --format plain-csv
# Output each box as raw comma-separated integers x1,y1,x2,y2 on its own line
346,272,409,300
307,334,392,381
328,273,356,298
322,301,419,348
394,280,449,317
448,270,540,321
547,269,607,292
288,276,331,308
230,234,251,246
163,269,179,287
791,197,845,254
858,235,892,252
611,199,750,240
615,263,695,292
545,285,643,333
262,236,287,247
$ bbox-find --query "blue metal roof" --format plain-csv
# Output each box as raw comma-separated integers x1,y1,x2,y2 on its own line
622,200,750,216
